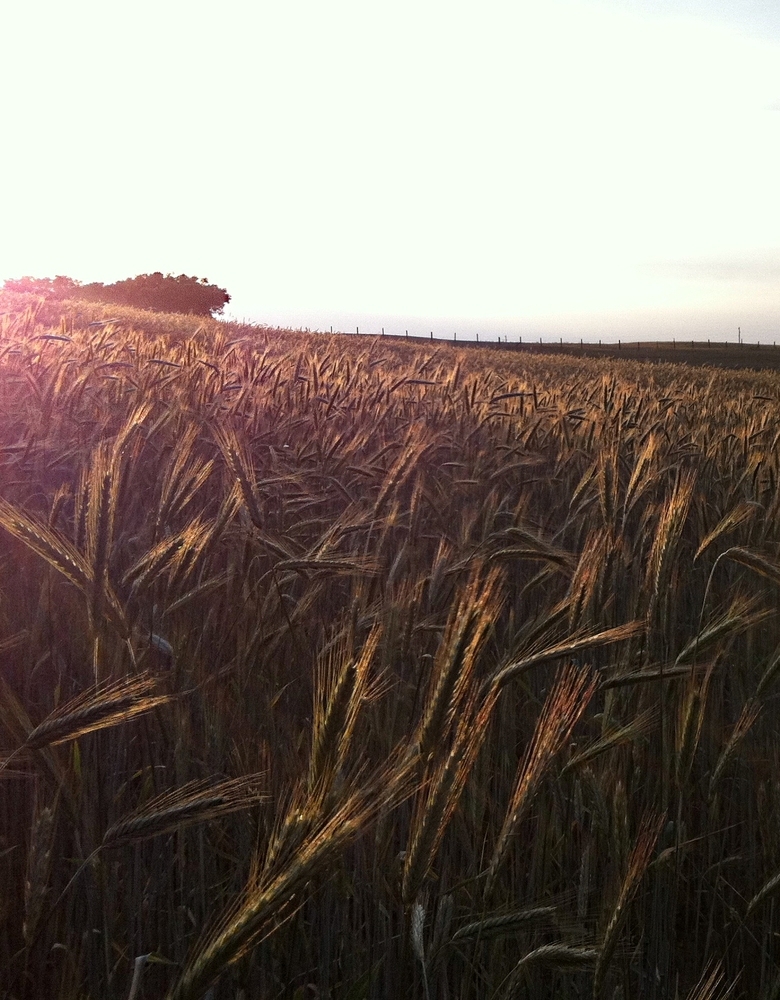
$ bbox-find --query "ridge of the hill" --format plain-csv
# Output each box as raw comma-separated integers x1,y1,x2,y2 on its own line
4,288,779,375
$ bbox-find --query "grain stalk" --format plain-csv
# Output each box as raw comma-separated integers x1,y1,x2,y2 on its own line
485,664,597,898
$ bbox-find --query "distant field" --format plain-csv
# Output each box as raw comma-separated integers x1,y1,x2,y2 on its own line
3,291,780,999
356,329,780,373
506,338,780,372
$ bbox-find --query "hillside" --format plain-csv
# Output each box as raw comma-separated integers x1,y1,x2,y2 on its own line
2,291,780,999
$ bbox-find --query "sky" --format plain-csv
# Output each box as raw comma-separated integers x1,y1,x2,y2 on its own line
1,0,779,342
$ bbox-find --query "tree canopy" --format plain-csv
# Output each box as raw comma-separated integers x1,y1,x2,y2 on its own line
2,272,231,318
2,275,80,297
82,273,231,316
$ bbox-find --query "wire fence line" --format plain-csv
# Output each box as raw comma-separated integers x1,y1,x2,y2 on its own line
316,327,779,350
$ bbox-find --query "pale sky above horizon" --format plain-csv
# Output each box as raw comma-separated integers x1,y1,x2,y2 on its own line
1,0,779,341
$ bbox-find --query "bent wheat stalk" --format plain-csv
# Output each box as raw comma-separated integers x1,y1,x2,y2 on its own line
22,673,169,752
167,758,413,1000
485,664,597,898
593,811,665,997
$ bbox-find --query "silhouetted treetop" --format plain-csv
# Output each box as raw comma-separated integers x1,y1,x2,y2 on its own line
81,273,231,316
2,275,80,297
2,272,231,318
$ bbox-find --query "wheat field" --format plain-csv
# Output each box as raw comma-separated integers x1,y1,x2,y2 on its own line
2,290,780,999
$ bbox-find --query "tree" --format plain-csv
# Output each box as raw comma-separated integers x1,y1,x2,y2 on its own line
2,275,80,298
2,272,232,318
80,273,231,317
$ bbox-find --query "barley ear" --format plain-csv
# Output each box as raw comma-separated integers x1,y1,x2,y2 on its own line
593,812,664,997
502,945,598,998
23,790,58,947
24,673,170,751
485,664,596,898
